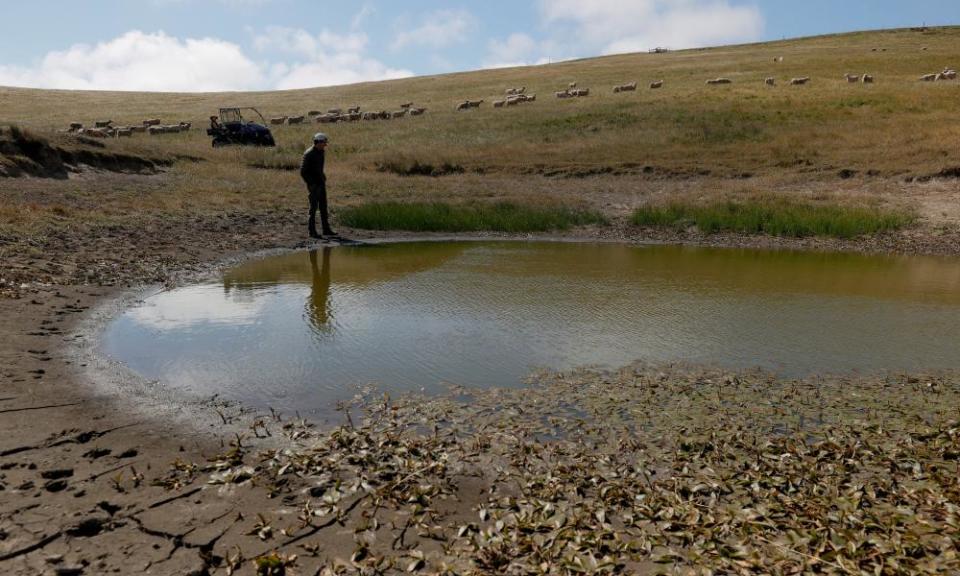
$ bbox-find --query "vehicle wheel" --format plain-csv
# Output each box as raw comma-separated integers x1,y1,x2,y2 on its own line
212,137,228,147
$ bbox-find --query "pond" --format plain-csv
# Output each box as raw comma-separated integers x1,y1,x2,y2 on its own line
104,241,960,417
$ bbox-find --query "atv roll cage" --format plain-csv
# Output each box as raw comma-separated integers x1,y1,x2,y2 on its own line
208,107,275,147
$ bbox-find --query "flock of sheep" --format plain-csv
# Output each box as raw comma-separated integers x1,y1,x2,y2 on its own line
60,59,958,138
66,119,192,138
270,102,428,126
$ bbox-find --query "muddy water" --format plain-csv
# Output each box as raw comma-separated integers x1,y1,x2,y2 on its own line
104,241,960,416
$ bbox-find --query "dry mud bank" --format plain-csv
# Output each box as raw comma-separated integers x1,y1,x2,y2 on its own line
2,200,960,574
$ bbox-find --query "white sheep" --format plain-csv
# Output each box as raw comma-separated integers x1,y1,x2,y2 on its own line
143,119,161,127
409,107,427,116
270,116,287,125
493,100,505,108
920,74,937,82
68,122,83,132
862,74,874,84
706,78,732,85
649,80,663,90
845,73,860,83
95,120,113,128
764,77,776,86
287,116,305,125
790,77,811,85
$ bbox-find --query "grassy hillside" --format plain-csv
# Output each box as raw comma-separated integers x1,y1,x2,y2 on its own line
1,26,959,249
3,27,959,176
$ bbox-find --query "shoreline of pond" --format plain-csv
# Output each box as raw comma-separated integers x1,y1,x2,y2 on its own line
4,228,960,572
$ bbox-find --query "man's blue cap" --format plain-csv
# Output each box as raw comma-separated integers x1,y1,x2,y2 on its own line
313,132,328,143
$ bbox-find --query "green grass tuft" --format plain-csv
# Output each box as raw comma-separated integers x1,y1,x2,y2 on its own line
339,201,607,232
631,198,913,238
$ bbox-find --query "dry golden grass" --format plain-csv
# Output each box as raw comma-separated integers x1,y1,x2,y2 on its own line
1,26,959,240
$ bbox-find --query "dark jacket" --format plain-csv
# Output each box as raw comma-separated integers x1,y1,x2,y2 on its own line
300,146,325,188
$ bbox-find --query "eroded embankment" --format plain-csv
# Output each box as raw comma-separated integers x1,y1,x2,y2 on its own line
0,125,166,178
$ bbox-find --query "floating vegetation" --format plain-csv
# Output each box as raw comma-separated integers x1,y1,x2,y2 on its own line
200,364,960,573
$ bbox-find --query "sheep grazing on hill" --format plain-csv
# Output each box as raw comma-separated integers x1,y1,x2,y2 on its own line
649,80,663,90
706,78,732,85
130,126,146,133
862,74,875,84
143,119,161,127
148,126,166,135
493,100,505,108
568,82,577,89
790,77,811,85
613,82,638,93
82,128,109,138
845,73,861,83
116,128,133,137
764,77,776,86
316,113,339,124
95,120,113,128
348,106,361,114
287,116,305,125
570,88,590,97
327,108,342,115
307,110,322,116
920,74,937,82
409,107,427,116
937,69,957,81
68,122,83,132
391,110,408,119
505,87,526,95
773,56,784,63
361,112,378,121
164,124,182,134
178,122,192,131
555,90,572,98
270,116,287,125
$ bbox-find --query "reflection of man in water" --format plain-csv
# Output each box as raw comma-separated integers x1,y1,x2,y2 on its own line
307,248,333,332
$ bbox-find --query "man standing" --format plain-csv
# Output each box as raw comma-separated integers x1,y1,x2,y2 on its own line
300,133,335,238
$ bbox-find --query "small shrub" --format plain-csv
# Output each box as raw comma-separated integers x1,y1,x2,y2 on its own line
339,201,607,232
631,198,913,238
375,158,465,177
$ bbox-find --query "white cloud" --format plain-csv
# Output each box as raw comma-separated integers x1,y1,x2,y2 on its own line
0,28,412,92
253,27,413,89
351,4,376,30
484,33,539,69
391,9,474,50
0,31,263,91
539,0,763,55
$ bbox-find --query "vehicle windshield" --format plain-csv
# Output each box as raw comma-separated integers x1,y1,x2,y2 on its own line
221,109,243,124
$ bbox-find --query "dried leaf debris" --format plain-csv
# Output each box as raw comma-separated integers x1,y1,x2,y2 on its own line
204,364,960,574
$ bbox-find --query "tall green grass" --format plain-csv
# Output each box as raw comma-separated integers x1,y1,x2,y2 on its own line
631,198,913,238
339,201,607,232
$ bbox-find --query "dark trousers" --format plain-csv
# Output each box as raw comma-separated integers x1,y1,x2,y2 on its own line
307,182,331,235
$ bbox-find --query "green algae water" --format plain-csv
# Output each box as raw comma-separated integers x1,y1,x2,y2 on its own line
104,242,960,417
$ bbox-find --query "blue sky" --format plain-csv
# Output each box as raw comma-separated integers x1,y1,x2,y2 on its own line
1,0,957,91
